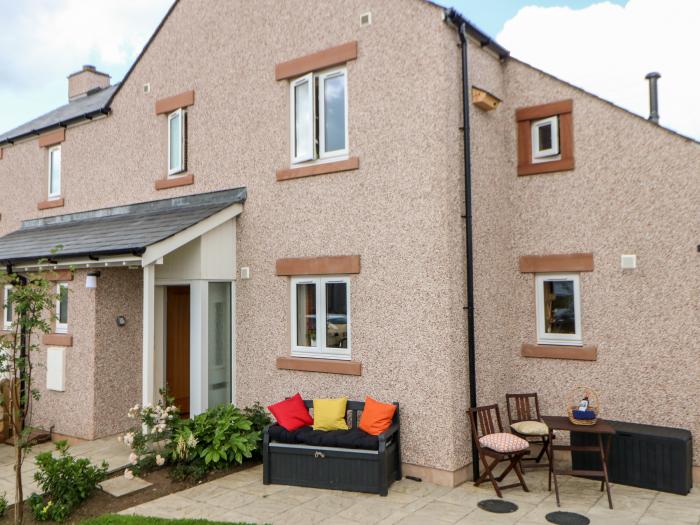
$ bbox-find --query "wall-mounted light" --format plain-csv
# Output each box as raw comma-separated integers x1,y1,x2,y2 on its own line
85,271,101,289
116,315,127,327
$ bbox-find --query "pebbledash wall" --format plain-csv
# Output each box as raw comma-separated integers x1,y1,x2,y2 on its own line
0,0,698,482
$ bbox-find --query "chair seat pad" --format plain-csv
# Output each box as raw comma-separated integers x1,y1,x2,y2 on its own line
479,432,529,453
511,420,549,436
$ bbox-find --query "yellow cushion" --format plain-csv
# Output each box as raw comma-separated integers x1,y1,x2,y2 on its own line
312,397,349,431
511,420,549,436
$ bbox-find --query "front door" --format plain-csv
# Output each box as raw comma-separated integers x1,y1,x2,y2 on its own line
166,286,190,417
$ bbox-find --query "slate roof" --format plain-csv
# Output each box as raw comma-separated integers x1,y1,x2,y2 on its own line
0,187,246,264
0,84,118,145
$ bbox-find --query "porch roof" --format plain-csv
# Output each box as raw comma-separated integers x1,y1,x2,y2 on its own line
0,187,246,266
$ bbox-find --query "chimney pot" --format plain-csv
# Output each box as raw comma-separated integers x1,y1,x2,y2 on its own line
68,65,111,101
645,71,661,124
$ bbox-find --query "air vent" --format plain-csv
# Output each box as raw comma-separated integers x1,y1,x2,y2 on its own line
360,12,372,27
240,267,251,280
621,254,637,270
143,83,151,94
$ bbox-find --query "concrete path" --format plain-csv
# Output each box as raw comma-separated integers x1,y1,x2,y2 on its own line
0,434,128,502
122,464,700,524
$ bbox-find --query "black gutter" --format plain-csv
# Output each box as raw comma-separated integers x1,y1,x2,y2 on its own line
445,8,480,482
444,8,509,61
1,246,146,267
0,108,112,147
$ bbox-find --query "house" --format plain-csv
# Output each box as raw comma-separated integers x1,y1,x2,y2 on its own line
0,0,697,486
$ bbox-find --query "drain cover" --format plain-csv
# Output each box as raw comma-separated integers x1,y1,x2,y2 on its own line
477,499,518,513
545,511,590,525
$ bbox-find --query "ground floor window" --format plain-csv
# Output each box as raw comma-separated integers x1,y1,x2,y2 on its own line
291,276,350,360
535,273,582,346
56,283,69,333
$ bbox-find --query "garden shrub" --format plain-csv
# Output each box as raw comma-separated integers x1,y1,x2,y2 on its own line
29,441,108,522
0,492,7,517
242,402,271,457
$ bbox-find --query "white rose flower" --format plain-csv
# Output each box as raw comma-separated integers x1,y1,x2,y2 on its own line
155,454,165,466
129,452,138,465
124,469,134,480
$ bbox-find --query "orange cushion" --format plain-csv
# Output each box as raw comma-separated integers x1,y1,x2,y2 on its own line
359,396,397,436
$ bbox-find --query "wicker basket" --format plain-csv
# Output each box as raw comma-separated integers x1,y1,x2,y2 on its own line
567,386,599,426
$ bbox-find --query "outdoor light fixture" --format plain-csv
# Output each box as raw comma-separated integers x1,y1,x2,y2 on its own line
116,315,127,327
85,271,101,289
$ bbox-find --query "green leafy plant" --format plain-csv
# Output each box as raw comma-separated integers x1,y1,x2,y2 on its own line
242,402,271,457
167,404,260,480
0,492,7,517
29,440,108,522
121,389,180,477
0,263,65,525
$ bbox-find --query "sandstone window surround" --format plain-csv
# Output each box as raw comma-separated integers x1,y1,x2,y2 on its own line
154,90,195,190
275,42,360,181
519,253,597,361
516,99,574,176
37,128,66,210
275,255,362,375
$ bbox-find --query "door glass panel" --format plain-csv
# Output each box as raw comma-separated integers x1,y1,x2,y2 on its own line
325,282,347,349
296,282,316,346
543,280,575,334
208,282,231,408
324,73,346,152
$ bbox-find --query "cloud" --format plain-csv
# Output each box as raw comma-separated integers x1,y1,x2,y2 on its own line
0,0,172,133
497,0,700,140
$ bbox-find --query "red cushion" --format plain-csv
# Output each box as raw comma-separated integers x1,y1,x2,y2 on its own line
267,393,313,431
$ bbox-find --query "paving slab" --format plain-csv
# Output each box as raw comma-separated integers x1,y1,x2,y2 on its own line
101,475,152,497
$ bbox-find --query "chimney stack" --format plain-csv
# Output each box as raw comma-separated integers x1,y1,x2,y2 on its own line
67,65,111,101
645,72,661,124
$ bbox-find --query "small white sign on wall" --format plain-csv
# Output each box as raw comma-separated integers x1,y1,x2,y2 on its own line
46,347,66,392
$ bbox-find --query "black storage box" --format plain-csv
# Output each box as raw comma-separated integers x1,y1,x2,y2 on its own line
571,420,693,495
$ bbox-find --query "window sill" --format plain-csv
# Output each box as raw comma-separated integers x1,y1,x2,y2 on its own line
42,333,73,347
155,173,194,190
276,157,359,181
276,356,361,376
37,197,64,210
517,158,574,176
521,343,596,361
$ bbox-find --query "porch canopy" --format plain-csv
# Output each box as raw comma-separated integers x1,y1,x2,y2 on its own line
0,187,246,414
0,187,246,270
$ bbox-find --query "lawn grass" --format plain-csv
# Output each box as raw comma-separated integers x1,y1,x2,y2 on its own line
80,516,254,525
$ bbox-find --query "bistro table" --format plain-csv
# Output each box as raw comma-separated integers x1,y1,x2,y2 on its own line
541,415,616,509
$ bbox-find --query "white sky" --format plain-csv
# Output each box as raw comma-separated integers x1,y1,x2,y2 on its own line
0,0,697,141
497,0,699,140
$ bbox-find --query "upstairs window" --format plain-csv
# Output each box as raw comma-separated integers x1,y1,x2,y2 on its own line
48,146,61,198
56,283,69,334
291,67,348,164
291,276,350,360
531,116,559,161
3,285,12,331
535,273,582,346
168,109,186,175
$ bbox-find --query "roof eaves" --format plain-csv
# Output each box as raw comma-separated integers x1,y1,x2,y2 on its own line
441,6,510,60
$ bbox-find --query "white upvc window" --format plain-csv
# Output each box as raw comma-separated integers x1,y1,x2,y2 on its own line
290,67,348,164
168,108,186,176
531,115,559,162
48,145,61,199
56,283,69,334
291,276,350,360
3,285,12,331
535,273,582,346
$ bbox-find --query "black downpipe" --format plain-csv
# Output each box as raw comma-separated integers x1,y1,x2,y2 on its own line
457,23,479,482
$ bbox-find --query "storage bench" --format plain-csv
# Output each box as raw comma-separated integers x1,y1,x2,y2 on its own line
263,399,401,496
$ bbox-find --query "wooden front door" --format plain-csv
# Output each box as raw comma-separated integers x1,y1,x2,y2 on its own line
166,286,190,417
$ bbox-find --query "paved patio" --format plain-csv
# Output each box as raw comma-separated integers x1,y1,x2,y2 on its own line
122,464,700,524
0,434,128,502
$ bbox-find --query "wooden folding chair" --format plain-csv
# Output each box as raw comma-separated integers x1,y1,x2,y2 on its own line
506,393,553,473
468,404,530,498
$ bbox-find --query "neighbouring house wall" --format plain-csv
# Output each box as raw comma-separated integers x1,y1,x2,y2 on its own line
32,269,97,439
470,57,700,463
94,268,143,437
